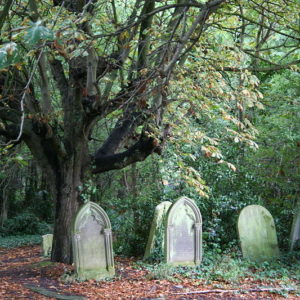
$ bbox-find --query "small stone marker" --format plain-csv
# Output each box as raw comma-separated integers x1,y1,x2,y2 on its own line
42,234,53,256
290,200,300,251
72,201,115,280
144,201,172,260
238,204,279,261
165,196,202,266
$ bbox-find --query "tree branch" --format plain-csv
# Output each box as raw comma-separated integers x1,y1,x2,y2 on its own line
38,52,53,113
93,132,161,173
49,58,69,99
172,287,298,296
0,0,13,33
219,59,300,72
137,0,155,71
228,13,300,42
164,0,226,74
91,1,222,39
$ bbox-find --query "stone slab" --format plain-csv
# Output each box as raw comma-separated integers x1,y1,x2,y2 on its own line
72,202,115,280
165,196,202,266
144,201,172,260
42,234,53,257
290,200,300,251
238,204,279,261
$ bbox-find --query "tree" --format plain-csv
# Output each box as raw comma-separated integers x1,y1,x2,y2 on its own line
0,0,299,264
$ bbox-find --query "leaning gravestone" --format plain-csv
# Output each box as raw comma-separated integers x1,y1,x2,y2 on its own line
42,234,53,256
290,200,300,251
238,205,279,261
144,201,172,260
165,196,202,266
72,201,115,280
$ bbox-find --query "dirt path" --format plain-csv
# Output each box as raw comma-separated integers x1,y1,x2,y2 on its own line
0,245,298,299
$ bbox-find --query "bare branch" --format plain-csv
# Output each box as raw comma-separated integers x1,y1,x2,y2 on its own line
228,13,300,42
219,59,300,72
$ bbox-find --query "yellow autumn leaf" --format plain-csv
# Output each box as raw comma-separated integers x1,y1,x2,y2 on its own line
120,31,129,40
227,162,236,172
256,102,265,110
74,32,86,41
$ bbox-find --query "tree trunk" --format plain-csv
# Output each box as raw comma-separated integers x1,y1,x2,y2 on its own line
0,192,8,227
24,160,38,210
51,164,82,264
50,141,88,264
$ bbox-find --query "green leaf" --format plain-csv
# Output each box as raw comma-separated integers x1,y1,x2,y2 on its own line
12,155,28,167
0,42,21,69
25,21,54,46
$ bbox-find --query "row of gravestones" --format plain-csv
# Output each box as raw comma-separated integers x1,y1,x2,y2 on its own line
42,197,300,281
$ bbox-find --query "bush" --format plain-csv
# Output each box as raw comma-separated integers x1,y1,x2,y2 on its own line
0,235,41,248
0,212,51,237
103,193,160,256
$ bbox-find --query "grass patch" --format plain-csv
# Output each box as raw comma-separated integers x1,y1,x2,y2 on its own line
29,261,55,268
0,235,41,248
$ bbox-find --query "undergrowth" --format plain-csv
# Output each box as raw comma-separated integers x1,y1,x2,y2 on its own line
138,250,300,285
0,235,42,248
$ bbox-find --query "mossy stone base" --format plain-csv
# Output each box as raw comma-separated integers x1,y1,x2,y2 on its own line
76,267,115,281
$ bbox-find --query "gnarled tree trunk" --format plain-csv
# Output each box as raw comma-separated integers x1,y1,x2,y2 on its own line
51,163,83,264
50,89,90,263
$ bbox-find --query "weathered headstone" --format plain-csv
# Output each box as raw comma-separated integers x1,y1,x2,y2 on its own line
42,234,53,257
290,200,300,251
238,204,279,261
72,201,115,280
144,201,172,260
165,196,202,266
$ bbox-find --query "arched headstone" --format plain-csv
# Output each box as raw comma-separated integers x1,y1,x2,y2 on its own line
72,202,115,280
238,204,279,261
144,201,172,260
165,197,202,266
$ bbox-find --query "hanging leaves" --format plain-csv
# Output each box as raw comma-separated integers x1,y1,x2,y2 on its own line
0,42,21,70
25,20,54,46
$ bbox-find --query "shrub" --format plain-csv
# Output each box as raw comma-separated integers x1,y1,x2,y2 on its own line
0,235,41,248
0,212,51,236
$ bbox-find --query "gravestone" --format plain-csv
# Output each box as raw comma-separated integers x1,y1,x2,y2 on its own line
42,234,53,256
165,196,202,266
238,204,279,261
144,201,172,260
290,200,300,251
72,201,115,280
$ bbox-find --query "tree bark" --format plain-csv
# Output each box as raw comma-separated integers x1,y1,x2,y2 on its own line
0,192,8,227
51,156,86,264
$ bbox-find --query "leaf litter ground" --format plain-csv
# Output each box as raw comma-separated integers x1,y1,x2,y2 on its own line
0,245,299,299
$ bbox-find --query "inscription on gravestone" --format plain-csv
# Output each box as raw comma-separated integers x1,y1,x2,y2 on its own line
165,197,202,266
72,202,115,280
